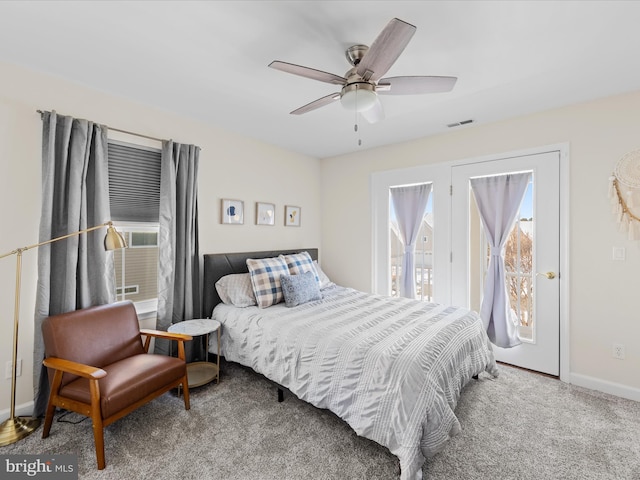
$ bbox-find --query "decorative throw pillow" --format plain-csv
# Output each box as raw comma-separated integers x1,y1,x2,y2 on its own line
215,273,256,307
280,271,322,308
246,256,290,308
313,260,335,290
281,251,320,287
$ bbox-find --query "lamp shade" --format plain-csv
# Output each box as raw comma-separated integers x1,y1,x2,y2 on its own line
340,83,377,112
104,224,127,251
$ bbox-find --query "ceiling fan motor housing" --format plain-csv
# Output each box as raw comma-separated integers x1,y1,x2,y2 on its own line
345,44,369,66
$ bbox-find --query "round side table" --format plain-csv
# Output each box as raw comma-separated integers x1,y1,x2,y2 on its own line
168,319,221,388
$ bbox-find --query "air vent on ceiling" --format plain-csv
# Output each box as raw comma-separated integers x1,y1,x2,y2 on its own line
447,119,474,128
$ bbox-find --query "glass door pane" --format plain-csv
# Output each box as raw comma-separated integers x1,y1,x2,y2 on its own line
469,173,535,342
389,186,433,301
507,181,534,341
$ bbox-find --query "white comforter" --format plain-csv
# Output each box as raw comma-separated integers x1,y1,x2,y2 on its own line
211,285,498,479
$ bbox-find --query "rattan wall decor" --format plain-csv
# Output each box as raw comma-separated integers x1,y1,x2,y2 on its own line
609,149,640,240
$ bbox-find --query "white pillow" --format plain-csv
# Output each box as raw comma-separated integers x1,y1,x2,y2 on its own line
215,273,256,307
313,260,335,290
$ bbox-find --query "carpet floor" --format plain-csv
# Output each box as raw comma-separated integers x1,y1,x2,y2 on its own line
2,360,639,479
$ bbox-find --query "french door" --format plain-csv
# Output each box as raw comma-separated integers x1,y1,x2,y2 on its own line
371,163,452,304
451,151,561,376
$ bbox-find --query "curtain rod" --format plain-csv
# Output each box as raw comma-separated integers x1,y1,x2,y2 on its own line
36,110,166,143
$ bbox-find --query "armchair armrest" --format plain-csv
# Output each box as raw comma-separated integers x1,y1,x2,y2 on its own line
43,357,107,380
139,329,192,356
140,329,192,342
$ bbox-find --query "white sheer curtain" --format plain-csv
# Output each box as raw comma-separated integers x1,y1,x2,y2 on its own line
470,172,531,348
156,140,201,355
390,184,432,299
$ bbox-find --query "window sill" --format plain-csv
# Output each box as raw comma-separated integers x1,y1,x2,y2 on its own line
136,300,158,351
134,298,157,313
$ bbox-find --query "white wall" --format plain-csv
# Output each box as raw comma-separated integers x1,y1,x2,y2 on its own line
321,90,640,400
0,61,321,416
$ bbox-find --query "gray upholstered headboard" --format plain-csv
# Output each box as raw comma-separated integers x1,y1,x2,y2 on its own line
202,248,319,318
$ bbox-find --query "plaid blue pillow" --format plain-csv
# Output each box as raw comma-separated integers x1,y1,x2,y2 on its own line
281,251,320,287
246,256,290,308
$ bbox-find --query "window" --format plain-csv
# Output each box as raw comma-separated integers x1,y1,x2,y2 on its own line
108,139,161,314
113,225,159,307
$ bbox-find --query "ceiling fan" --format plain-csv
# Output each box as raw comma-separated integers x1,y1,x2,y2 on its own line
269,18,457,123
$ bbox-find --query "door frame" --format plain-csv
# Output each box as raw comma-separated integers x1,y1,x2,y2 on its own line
371,143,570,381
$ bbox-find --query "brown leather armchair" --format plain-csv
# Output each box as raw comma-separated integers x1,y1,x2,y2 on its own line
41,300,192,470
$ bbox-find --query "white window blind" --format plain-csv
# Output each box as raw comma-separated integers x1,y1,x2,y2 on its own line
108,140,161,222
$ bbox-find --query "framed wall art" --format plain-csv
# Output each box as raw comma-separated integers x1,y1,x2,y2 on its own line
256,202,275,226
284,205,301,227
221,198,244,224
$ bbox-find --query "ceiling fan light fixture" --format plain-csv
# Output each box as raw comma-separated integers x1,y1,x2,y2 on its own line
340,83,377,112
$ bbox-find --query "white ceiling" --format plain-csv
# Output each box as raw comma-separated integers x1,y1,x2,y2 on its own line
1,1,640,159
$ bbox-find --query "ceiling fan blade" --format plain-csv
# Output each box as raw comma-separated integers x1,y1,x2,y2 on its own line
269,61,346,85
290,93,341,115
356,18,416,82
360,97,385,124
377,76,458,95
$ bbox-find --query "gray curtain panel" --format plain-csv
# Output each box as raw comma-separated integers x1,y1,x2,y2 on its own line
390,183,432,299
33,111,115,417
470,172,531,348
156,141,201,355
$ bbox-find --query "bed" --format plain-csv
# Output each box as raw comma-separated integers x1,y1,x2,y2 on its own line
203,249,498,480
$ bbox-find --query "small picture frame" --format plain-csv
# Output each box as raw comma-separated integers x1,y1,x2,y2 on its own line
285,205,301,227
221,199,244,224
256,202,275,226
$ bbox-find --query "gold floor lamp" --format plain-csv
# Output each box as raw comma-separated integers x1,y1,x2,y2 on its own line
0,221,126,446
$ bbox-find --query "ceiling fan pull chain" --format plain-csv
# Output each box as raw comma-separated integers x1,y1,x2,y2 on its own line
354,86,358,134
355,112,362,147
355,86,362,146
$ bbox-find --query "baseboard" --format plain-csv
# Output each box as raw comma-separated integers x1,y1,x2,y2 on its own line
0,401,35,422
569,373,640,402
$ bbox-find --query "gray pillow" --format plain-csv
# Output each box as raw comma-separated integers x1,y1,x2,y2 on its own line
280,271,322,308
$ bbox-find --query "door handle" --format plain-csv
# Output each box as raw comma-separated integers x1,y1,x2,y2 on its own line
536,271,557,280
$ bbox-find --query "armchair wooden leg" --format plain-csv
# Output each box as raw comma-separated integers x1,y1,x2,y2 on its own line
92,420,106,470
42,370,63,438
42,402,56,438
89,379,106,470
182,375,190,410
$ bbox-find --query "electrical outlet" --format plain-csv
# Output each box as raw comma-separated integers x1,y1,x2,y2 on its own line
4,359,22,379
612,343,626,360
612,247,626,261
